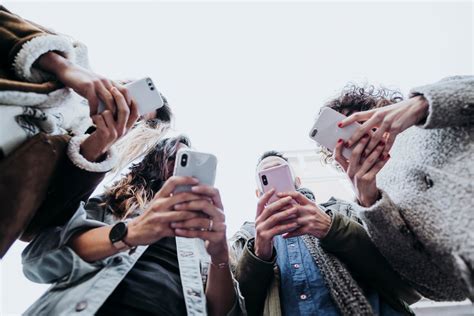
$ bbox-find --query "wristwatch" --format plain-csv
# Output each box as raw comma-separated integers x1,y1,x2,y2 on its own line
109,222,133,252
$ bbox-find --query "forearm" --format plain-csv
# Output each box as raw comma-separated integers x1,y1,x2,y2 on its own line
206,263,236,316
69,225,118,262
36,51,71,77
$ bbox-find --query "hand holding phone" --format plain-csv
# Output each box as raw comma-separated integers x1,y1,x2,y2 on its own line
97,77,164,115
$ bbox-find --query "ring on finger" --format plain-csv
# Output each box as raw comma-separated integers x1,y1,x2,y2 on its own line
208,219,214,232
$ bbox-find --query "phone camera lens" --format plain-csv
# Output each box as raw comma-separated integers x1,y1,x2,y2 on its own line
181,154,188,167
311,129,318,137
262,175,268,186
150,87,155,91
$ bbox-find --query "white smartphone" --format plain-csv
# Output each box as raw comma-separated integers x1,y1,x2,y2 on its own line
97,77,164,115
309,107,362,159
258,164,296,204
172,149,218,194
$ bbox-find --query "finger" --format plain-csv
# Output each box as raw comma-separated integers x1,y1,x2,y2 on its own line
97,83,115,114
112,81,132,105
364,122,388,157
256,189,275,217
259,196,294,222
357,141,385,175
339,109,375,127
126,99,139,130
334,139,349,171
174,229,223,242
260,206,299,231
267,222,300,237
276,191,310,206
191,185,223,210
91,114,106,129
88,93,100,116
157,176,200,197
158,210,201,223
282,227,305,239
101,110,119,141
347,134,369,174
345,114,380,148
383,132,396,156
110,87,130,137
162,192,204,209
174,200,224,220
171,218,225,232
364,156,390,182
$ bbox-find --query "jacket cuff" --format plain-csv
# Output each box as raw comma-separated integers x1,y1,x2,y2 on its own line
13,34,75,83
67,135,117,173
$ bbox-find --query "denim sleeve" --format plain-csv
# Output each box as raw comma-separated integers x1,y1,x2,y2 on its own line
21,202,107,284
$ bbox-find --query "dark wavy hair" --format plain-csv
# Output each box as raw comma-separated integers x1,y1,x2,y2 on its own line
256,150,288,168
319,84,403,164
324,83,403,115
102,135,191,219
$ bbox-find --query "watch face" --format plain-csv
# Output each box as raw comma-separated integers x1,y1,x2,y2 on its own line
110,222,127,243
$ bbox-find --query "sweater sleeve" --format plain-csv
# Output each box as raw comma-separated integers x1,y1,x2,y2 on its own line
410,75,474,129
356,190,468,301
319,211,421,310
0,5,75,82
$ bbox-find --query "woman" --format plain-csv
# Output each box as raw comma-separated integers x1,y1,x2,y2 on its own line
321,77,474,301
22,136,243,316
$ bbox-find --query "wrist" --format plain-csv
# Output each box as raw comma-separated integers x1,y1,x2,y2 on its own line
210,246,229,264
412,95,429,123
37,51,70,77
123,219,140,247
316,212,332,238
254,237,273,261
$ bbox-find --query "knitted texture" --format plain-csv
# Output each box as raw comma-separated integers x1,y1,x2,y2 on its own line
302,234,374,316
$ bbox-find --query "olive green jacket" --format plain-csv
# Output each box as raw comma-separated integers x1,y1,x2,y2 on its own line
230,198,421,316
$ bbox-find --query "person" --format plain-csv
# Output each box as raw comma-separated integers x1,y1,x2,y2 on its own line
21,135,244,316
230,151,420,316
322,78,474,301
0,5,171,256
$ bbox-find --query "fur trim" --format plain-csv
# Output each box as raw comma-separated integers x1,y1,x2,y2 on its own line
13,34,75,83
67,135,117,173
0,90,48,106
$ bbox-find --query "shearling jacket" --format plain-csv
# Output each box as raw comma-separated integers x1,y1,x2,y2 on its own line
355,76,474,301
0,6,116,257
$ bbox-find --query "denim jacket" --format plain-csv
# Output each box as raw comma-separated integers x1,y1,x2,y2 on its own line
22,197,245,316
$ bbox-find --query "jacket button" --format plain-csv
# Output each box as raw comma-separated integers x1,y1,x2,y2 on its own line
114,256,123,264
75,300,88,312
424,175,434,188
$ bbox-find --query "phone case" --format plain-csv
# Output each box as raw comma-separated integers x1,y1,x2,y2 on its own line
173,149,217,194
97,77,164,115
258,164,296,204
308,107,361,159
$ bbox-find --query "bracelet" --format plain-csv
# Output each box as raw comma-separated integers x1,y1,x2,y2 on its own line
210,261,229,269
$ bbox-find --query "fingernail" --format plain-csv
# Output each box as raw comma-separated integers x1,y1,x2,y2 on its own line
385,154,391,160
337,122,343,128
344,142,350,148
380,141,385,146
337,139,343,144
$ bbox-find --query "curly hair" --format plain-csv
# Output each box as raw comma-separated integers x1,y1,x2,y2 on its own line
319,84,403,165
102,135,191,219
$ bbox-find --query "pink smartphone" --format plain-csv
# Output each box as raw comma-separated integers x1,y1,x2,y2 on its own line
308,107,362,159
258,164,296,204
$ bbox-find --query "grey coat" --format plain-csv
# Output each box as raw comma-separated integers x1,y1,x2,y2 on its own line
355,76,474,301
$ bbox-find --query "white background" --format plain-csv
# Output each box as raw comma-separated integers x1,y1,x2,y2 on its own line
1,1,472,314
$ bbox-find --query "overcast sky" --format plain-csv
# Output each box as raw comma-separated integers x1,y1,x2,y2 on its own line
1,1,472,314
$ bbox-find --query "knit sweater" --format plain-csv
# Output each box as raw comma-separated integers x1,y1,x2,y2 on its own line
355,76,474,301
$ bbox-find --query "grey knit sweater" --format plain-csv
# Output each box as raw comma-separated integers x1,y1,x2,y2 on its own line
355,76,474,301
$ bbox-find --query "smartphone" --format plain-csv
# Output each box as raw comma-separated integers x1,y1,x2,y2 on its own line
308,107,362,159
173,149,217,194
258,164,296,204
97,77,164,115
